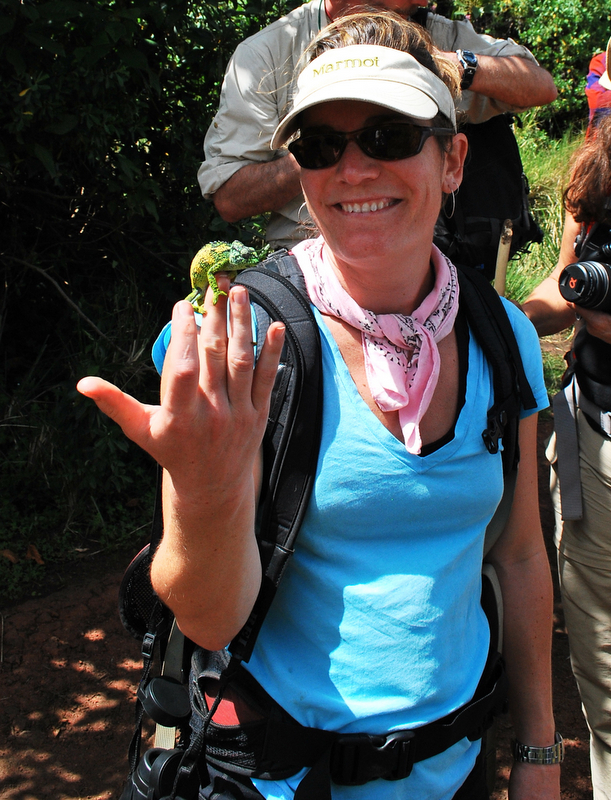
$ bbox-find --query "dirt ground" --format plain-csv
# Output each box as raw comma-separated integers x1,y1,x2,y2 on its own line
0,417,594,800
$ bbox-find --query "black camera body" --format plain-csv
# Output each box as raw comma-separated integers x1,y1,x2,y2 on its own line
559,223,611,312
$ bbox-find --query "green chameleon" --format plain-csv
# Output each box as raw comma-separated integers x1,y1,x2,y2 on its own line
185,240,263,314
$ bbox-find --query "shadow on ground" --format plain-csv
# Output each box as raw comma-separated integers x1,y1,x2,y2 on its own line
0,552,146,800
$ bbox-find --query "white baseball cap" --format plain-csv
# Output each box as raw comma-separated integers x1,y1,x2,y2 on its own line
271,44,456,149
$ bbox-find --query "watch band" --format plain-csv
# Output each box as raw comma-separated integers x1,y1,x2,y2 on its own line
513,732,565,765
456,49,478,90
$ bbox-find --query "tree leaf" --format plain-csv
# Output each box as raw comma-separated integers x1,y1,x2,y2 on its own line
0,14,15,37
24,29,66,57
33,143,58,178
44,114,78,135
117,45,149,71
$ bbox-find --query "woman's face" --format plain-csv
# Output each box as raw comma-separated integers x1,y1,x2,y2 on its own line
298,100,465,272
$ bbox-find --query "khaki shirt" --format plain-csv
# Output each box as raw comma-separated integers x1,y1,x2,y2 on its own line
199,0,538,248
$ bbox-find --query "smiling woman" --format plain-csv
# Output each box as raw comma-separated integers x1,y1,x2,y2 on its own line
77,10,559,800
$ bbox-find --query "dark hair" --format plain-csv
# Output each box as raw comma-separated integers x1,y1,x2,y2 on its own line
564,115,611,224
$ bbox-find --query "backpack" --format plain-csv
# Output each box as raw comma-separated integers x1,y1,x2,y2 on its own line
117,251,536,800
434,114,544,280
410,7,544,280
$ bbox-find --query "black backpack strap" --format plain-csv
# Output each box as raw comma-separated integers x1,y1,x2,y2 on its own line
458,265,536,457
118,251,323,799
230,254,323,662
167,253,323,799
188,646,507,799
456,265,536,554
119,463,179,778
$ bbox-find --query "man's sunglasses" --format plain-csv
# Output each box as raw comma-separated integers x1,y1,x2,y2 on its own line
287,121,454,170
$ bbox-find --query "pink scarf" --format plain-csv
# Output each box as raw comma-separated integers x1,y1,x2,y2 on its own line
292,237,459,454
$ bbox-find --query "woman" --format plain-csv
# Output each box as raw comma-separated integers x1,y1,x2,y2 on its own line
79,12,559,800
523,114,611,800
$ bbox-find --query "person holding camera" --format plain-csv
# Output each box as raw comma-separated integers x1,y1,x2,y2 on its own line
523,115,611,800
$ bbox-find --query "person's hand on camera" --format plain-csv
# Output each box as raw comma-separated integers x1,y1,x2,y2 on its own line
571,303,611,345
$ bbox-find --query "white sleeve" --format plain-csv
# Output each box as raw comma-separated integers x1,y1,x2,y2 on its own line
197,40,290,199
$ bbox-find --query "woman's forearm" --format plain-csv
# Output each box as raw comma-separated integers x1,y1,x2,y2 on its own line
498,548,555,743
151,470,263,651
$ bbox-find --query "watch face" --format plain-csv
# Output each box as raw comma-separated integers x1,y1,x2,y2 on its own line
462,50,478,68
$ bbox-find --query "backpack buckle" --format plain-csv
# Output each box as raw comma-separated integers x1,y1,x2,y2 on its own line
141,631,156,660
330,729,415,785
482,409,508,454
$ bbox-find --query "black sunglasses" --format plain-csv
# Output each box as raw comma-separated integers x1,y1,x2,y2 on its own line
287,121,454,170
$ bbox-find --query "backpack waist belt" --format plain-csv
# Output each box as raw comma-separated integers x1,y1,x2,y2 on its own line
191,649,507,796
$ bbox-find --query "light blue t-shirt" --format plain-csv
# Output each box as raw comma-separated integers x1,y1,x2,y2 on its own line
248,302,547,800
151,298,548,800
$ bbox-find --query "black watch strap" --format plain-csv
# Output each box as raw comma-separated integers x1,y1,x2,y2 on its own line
457,49,478,90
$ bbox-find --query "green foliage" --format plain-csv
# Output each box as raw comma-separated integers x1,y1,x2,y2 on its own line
0,0,300,602
451,0,611,131
505,114,584,303
503,117,583,399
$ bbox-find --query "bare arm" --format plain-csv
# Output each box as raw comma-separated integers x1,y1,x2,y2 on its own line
486,414,560,799
77,279,285,650
447,52,557,109
213,153,302,224
522,212,580,335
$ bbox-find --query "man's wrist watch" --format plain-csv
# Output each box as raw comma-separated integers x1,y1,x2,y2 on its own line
456,49,478,90
513,732,565,765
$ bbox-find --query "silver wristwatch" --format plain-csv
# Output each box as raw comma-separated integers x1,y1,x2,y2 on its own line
513,732,564,765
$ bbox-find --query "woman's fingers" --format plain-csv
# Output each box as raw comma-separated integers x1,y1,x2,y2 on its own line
76,376,155,451
198,275,232,399
252,321,285,412
78,278,285,477
226,284,286,414
226,285,258,405
160,300,202,414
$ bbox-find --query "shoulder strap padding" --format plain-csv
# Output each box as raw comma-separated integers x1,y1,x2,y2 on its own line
231,252,323,661
456,265,536,555
458,265,535,462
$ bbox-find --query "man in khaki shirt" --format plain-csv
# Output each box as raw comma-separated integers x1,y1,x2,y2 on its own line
199,0,556,249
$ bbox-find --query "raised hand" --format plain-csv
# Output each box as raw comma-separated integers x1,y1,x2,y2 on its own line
77,277,285,498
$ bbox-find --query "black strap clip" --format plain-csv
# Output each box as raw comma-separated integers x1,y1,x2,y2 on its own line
482,408,508,454
330,729,416,785
141,631,156,660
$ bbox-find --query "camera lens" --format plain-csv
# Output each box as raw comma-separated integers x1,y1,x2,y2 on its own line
558,261,611,312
